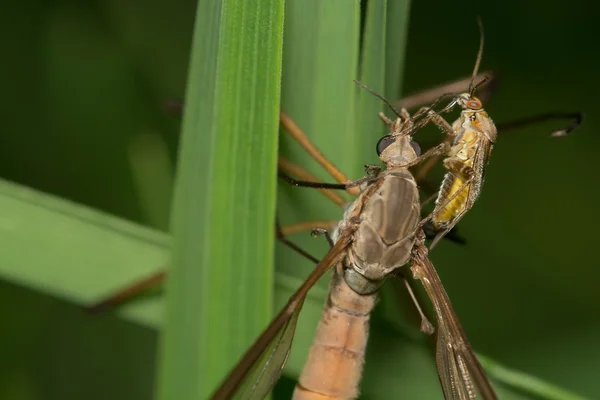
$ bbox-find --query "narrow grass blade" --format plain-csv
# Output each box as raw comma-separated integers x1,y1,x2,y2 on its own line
276,0,361,376
384,0,412,101
156,1,284,399
356,0,388,158
479,355,590,400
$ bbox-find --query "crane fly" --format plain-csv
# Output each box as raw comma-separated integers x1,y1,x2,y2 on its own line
210,97,500,399
269,23,583,398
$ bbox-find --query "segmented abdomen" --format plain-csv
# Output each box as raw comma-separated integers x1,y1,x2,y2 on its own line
293,271,376,400
433,171,470,229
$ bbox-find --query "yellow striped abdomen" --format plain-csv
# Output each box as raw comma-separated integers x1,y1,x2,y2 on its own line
433,171,470,229
433,130,478,230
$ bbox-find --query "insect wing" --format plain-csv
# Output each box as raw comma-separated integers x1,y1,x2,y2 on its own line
232,300,305,400
211,235,352,399
411,249,497,400
435,312,481,399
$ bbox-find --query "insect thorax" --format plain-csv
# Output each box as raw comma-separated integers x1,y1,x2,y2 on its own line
340,169,420,292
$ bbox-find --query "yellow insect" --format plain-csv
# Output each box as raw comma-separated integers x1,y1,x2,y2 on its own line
429,92,496,248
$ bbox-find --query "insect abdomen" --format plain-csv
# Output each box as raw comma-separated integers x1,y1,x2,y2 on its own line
293,271,375,400
433,171,469,229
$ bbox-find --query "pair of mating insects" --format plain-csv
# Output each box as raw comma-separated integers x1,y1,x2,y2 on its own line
208,79,581,399
88,35,582,400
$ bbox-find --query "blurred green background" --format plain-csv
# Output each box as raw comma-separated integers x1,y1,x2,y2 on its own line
0,0,598,399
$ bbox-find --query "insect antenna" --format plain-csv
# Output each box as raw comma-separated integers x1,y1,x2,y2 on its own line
354,80,404,120
468,16,485,96
417,16,488,118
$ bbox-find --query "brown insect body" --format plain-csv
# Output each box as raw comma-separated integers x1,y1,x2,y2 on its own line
292,270,376,400
294,117,430,399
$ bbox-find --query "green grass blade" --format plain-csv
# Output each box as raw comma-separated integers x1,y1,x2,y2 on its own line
0,178,169,315
479,355,590,400
276,0,361,377
384,0,412,100
356,0,388,159
280,0,361,179
156,1,284,399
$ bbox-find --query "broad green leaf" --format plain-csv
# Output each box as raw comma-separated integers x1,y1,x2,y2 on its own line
276,0,361,378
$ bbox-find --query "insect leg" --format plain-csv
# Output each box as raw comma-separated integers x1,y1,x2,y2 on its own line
414,106,456,136
278,156,348,206
378,109,411,126
410,109,456,182
393,271,435,335
280,111,360,196
443,158,476,177
84,270,166,314
279,220,339,236
310,227,334,248
378,112,394,126
275,219,321,264
396,71,497,111
279,170,377,191
397,140,451,169
497,111,583,137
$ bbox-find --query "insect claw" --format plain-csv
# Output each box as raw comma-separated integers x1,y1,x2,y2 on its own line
421,319,435,335
551,130,568,138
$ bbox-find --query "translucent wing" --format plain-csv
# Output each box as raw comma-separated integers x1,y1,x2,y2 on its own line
210,234,352,400
411,243,497,400
234,299,304,399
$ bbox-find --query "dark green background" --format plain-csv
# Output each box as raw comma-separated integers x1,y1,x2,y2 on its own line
0,0,598,399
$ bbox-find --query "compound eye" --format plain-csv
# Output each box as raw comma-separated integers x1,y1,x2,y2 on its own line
410,140,421,156
466,99,482,110
376,135,395,156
